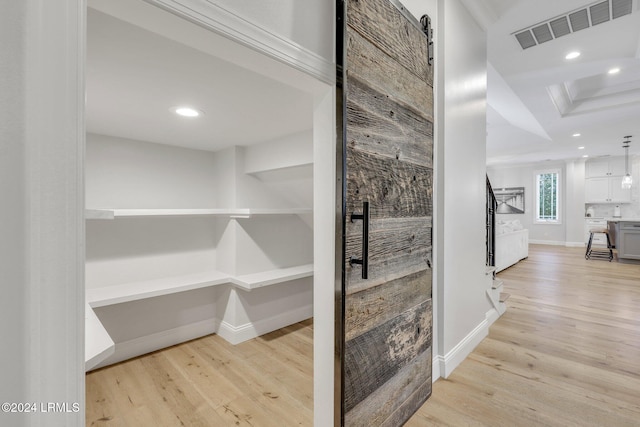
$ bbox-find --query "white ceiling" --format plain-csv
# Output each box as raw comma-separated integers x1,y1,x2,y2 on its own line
88,0,640,165
485,0,640,165
86,7,313,152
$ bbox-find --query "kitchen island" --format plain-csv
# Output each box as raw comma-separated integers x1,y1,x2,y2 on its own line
605,218,640,261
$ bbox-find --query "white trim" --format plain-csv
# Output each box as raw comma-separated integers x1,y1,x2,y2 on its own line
440,319,489,378
533,168,563,225
90,303,314,370
91,318,220,370
485,307,501,327
22,0,86,424
529,239,567,246
144,0,334,84
218,304,313,345
432,355,444,382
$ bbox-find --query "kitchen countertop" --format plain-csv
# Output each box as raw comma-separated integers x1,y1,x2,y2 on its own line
605,218,640,222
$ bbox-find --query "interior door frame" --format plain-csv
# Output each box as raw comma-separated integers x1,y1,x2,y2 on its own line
22,0,336,424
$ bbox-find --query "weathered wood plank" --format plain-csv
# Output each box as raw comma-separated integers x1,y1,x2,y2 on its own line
345,269,431,341
344,300,432,413
347,30,433,119
347,0,432,85
345,343,432,426
346,148,433,218
347,73,433,168
381,377,431,427
345,217,431,294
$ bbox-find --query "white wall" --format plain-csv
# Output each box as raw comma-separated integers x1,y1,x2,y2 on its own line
0,1,28,418
487,160,586,246
438,0,492,374
0,1,85,426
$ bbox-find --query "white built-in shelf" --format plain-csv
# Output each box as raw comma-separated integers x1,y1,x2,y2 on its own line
85,208,312,220
232,264,314,290
86,270,230,308
86,265,314,308
85,303,115,371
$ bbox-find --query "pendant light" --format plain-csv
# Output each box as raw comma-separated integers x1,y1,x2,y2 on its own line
621,135,632,189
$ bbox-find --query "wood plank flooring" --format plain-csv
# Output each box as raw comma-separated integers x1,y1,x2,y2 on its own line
88,245,640,426
86,320,313,426
408,244,640,426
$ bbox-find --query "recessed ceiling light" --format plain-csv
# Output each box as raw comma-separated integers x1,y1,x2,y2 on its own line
608,67,621,75
565,51,581,60
173,106,202,118
578,146,585,150
583,155,589,158
573,133,581,137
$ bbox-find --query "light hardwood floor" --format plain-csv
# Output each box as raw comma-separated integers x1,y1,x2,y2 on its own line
408,244,640,426
87,245,640,426
86,320,313,426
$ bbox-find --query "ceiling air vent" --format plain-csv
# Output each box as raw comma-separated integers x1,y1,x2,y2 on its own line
532,23,554,43
513,0,634,50
515,30,537,49
612,0,633,19
590,1,611,25
549,16,571,38
568,9,590,31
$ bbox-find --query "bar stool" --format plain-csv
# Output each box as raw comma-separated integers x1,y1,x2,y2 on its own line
585,228,613,261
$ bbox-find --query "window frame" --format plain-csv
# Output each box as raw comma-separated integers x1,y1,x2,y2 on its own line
534,168,562,225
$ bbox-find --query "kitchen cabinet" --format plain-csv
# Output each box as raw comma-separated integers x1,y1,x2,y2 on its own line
618,222,640,260
585,176,631,203
585,157,626,178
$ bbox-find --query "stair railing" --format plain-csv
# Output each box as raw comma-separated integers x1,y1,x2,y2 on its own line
486,175,497,268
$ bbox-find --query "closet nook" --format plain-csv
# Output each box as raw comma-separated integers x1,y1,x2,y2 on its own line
84,5,314,370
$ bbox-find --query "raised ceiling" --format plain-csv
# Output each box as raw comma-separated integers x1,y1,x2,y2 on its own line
486,0,640,165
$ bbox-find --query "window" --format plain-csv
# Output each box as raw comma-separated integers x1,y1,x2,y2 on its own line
535,169,561,223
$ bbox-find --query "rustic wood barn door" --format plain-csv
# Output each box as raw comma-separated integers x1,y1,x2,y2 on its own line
338,0,434,425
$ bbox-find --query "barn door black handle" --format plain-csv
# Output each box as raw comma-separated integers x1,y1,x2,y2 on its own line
350,201,369,279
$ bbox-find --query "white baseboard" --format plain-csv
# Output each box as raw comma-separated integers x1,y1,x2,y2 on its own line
218,304,313,345
565,241,586,247
440,319,489,378
92,318,220,370
92,304,314,369
485,307,500,326
529,239,566,246
432,355,444,382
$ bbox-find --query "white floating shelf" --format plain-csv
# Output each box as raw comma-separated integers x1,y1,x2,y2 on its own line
232,264,314,290
85,303,115,371
86,270,231,308
85,208,312,220
86,265,314,307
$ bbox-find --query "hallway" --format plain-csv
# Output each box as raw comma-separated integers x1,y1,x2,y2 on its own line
409,245,640,426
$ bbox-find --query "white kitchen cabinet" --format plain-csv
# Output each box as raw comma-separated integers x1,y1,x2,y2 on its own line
585,176,631,203
585,157,626,178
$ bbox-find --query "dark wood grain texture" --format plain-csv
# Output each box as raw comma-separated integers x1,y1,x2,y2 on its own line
345,217,431,294
346,349,432,427
344,300,432,413
347,73,433,168
347,0,432,85
347,30,433,119
346,148,433,218
343,0,434,424
345,269,431,341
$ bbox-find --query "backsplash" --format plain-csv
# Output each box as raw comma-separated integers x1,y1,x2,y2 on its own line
585,203,640,218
